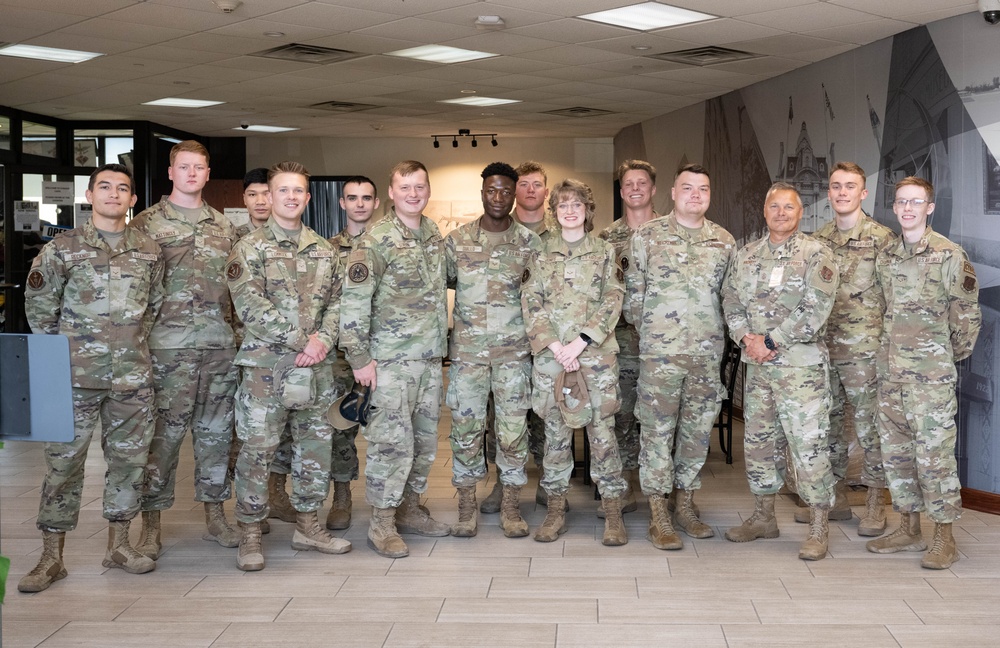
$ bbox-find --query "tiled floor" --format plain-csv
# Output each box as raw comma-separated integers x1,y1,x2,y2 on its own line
3,408,1000,647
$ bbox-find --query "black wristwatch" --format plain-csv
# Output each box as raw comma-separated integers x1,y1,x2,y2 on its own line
580,333,593,346
763,333,776,351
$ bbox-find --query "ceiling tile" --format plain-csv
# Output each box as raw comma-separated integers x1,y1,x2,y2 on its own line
652,18,786,44
802,17,918,44
356,17,481,42
508,18,633,44
517,44,631,66
263,3,389,31
738,3,887,31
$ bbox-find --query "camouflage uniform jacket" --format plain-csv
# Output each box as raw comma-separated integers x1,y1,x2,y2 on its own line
723,231,838,367
814,214,896,361
25,218,164,390
328,227,365,267
446,217,541,364
516,211,560,244
227,219,342,369
599,216,645,357
623,211,735,359
521,232,623,360
130,197,237,350
876,226,981,384
340,210,448,369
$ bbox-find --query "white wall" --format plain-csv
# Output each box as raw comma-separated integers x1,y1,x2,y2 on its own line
247,136,617,232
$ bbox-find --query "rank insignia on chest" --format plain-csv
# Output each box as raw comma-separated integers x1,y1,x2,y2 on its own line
27,270,45,290
226,261,243,281
349,262,369,283
820,265,834,282
521,267,530,283
620,256,629,272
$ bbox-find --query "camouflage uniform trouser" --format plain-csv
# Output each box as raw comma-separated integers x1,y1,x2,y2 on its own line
828,356,884,487
531,353,626,499
272,352,357,481
743,363,834,507
485,401,545,467
447,358,531,488
233,365,336,523
38,387,155,532
636,354,723,495
877,381,962,523
142,348,238,510
363,359,442,509
615,351,641,471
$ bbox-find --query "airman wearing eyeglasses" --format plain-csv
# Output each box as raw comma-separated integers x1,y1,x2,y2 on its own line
866,176,980,570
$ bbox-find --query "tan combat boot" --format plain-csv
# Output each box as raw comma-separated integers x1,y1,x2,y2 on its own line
480,479,503,514
203,502,240,548
103,520,155,574
667,489,700,516
499,485,529,538
857,486,887,537
325,481,353,531
368,506,408,558
292,511,352,554
795,480,851,522
725,494,780,542
268,472,297,523
647,493,683,550
921,522,959,569
534,493,568,542
674,489,714,539
396,488,451,536
135,510,162,560
535,483,569,511
18,531,67,593
451,486,478,537
866,512,927,553
237,521,264,571
798,505,830,560
602,496,628,546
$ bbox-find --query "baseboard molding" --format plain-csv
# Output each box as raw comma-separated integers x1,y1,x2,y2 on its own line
961,487,1000,516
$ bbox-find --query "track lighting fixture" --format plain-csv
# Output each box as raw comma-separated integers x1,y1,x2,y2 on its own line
431,130,499,149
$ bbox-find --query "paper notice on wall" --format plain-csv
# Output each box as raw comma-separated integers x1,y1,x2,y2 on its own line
14,200,40,232
76,203,93,227
225,207,250,229
42,181,76,206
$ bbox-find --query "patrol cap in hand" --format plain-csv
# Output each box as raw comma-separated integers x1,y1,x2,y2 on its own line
328,383,372,430
273,353,317,410
554,369,592,428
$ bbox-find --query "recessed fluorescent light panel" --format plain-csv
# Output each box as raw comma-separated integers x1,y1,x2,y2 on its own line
233,125,300,133
142,98,225,108
440,97,521,107
578,2,716,31
387,45,496,64
0,44,103,63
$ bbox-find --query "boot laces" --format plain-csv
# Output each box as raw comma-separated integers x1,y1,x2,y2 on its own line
929,525,947,554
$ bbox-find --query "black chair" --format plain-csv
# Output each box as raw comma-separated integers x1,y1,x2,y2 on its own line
714,336,742,464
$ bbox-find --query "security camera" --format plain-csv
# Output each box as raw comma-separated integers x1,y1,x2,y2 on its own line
980,0,1000,24
240,121,249,129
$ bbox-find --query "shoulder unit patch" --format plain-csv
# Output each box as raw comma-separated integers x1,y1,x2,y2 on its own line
226,261,243,281
27,270,45,290
349,262,369,283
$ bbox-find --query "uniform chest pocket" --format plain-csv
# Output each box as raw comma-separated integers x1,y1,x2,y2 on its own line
264,255,294,293
69,260,105,304
123,257,156,311
567,255,603,294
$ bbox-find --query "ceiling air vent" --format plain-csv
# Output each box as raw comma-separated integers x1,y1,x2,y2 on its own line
542,107,615,117
308,101,379,113
647,46,759,66
252,44,365,65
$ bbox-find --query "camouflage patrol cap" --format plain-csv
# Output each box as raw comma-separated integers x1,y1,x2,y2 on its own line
328,383,371,430
274,353,317,410
554,369,592,428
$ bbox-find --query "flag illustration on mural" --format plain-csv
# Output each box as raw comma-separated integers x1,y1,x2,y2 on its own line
822,84,835,120
866,94,882,147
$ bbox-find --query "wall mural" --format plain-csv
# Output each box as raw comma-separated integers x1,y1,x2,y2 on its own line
618,12,1000,495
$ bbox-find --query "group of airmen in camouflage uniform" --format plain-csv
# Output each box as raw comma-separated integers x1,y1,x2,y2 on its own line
17,139,981,592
